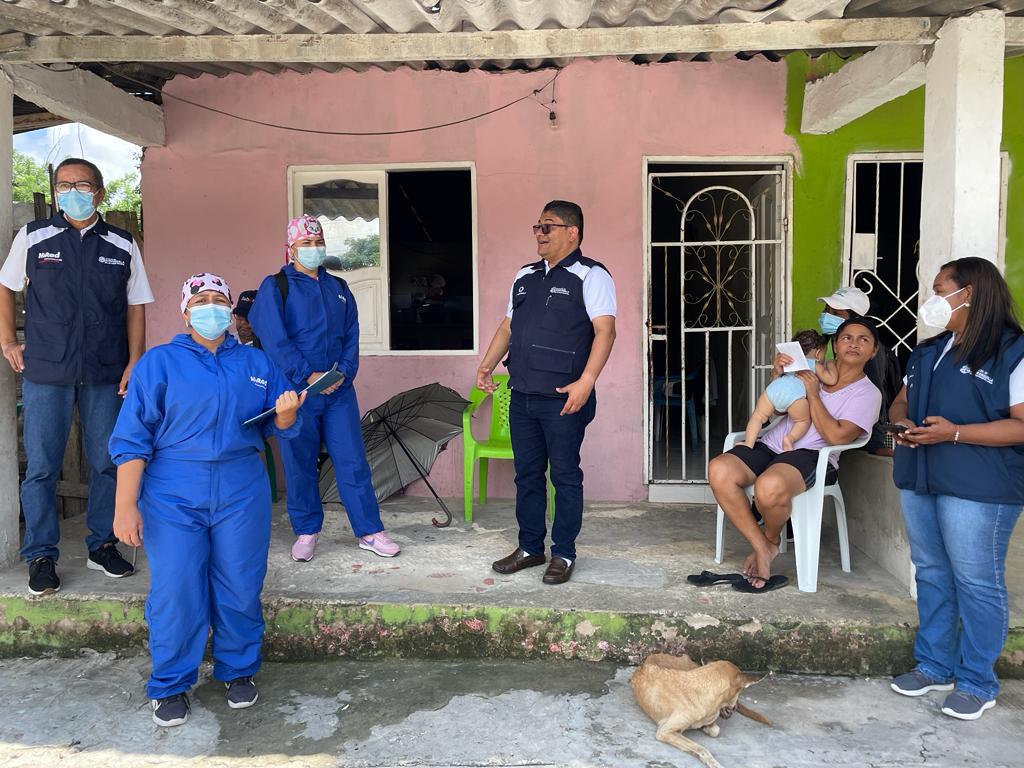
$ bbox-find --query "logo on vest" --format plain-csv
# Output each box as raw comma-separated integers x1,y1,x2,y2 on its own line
516,285,527,295
37,251,62,265
549,286,570,296
250,376,268,389
960,365,994,384
98,256,126,267
338,294,346,302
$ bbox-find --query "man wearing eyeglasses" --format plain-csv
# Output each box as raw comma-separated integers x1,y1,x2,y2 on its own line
477,200,617,584
0,157,153,596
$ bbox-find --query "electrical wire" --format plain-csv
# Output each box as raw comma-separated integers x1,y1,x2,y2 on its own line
98,64,561,137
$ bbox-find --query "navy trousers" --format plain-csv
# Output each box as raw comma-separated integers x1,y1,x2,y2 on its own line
509,390,596,561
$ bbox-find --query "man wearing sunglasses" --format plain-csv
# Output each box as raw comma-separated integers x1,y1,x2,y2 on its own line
0,157,153,596
477,200,617,584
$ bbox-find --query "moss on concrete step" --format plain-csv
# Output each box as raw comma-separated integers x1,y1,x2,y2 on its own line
2,594,1021,677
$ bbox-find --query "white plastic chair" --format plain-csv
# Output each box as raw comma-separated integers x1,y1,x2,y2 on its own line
714,425,869,593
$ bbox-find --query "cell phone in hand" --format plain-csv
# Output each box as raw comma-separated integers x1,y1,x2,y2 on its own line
879,421,908,434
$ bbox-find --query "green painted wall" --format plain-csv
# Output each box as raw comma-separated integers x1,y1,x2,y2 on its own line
786,53,1024,332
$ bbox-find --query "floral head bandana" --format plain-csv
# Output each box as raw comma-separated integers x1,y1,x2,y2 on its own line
285,214,325,262
180,272,232,313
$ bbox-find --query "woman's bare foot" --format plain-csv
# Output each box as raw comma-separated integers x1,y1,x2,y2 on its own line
746,538,781,588
741,551,758,578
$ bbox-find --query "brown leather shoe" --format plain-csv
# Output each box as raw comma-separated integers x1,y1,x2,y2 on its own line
542,557,574,584
492,548,546,575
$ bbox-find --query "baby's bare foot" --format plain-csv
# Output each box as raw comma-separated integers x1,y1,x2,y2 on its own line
782,436,794,452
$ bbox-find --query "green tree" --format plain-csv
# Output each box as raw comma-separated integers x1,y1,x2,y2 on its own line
101,170,141,219
12,150,49,203
338,233,380,270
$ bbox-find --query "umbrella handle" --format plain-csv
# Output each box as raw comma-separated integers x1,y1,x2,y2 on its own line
431,498,452,528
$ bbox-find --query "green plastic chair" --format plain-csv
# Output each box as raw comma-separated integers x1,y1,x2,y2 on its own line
463,374,554,522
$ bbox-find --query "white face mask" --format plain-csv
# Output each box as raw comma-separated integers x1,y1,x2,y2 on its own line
918,286,969,330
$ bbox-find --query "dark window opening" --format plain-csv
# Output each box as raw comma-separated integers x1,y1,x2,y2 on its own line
387,170,474,351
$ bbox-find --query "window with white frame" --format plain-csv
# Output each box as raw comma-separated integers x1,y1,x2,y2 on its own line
843,152,1007,368
289,164,476,354
842,154,923,367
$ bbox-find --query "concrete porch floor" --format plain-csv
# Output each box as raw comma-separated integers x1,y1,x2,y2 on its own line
1,497,1021,676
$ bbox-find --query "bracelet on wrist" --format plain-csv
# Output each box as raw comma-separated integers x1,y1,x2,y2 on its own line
953,425,960,444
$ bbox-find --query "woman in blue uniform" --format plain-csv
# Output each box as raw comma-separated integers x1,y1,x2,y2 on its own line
889,257,1024,720
110,273,304,727
249,215,399,563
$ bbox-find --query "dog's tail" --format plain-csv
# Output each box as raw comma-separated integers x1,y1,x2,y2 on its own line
736,702,772,726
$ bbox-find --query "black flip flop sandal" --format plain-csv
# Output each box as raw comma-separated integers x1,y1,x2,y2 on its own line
732,574,789,593
687,570,746,587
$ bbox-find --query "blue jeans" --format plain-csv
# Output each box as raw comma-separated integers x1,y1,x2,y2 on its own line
901,490,1022,699
509,390,596,561
20,380,122,562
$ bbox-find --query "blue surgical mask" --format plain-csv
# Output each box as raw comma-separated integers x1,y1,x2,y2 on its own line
58,190,97,221
818,312,843,335
296,246,327,270
188,304,232,341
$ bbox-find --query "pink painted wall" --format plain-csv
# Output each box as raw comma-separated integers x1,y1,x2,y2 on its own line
142,57,796,502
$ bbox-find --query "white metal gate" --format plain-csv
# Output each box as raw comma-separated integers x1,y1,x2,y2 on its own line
646,164,787,489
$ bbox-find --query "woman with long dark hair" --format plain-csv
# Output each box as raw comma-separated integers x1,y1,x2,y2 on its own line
889,257,1024,720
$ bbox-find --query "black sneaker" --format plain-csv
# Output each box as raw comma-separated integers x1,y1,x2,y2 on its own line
87,543,134,578
226,676,258,709
28,556,60,595
151,693,190,727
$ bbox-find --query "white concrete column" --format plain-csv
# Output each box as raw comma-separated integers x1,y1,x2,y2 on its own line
919,10,1005,319
0,70,20,566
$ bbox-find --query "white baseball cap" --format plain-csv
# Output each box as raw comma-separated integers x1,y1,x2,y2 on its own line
818,286,870,316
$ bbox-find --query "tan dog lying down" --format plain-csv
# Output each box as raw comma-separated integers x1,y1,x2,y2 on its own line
631,653,770,768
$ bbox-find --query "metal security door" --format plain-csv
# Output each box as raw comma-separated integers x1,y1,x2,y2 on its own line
647,164,787,487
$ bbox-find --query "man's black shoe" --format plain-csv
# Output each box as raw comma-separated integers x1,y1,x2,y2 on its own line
492,548,546,574
542,557,575,584
87,543,134,578
28,556,60,595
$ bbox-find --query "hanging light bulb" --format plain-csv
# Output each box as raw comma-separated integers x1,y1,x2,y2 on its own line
548,110,558,130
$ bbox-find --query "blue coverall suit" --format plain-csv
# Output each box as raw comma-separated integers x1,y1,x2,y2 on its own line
109,334,301,699
248,264,383,538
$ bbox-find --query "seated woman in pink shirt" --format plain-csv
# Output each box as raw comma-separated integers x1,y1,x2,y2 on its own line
708,318,882,592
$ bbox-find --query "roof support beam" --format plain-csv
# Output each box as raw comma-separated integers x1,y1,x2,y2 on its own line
919,10,1005,322
1,63,165,146
0,18,982,64
801,44,929,134
0,70,20,568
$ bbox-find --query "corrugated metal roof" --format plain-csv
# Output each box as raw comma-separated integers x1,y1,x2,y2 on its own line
2,0,1022,118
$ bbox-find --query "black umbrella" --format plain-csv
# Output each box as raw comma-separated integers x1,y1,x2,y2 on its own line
319,383,469,527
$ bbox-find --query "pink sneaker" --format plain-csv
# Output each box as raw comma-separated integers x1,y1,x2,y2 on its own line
359,532,400,558
291,533,319,562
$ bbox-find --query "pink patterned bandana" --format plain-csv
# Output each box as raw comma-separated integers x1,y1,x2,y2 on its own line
285,214,325,262
180,272,232,313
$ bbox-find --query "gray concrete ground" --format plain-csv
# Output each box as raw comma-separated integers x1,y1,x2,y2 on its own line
2,495,988,624
0,652,1021,768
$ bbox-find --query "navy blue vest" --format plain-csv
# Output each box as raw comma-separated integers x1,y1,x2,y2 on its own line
893,329,1024,504
22,213,133,386
505,250,608,396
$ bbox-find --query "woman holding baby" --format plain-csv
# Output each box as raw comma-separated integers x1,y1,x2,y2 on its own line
708,318,882,592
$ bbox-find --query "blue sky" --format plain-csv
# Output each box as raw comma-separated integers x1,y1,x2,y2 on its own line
14,123,140,181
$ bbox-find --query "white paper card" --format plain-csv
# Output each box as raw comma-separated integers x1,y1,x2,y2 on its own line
776,341,810,373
